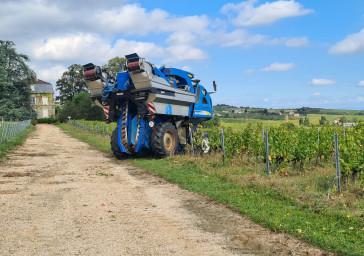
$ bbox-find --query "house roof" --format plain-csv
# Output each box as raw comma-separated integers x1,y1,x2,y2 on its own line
34,79,51,85
31,84,54,93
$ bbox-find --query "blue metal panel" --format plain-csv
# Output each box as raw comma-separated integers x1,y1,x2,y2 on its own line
116,72,131,90
165,104,172,114
144,126,152,149
192,85,213,119
129,115,138,145
152,67,171,85
160,67,194,93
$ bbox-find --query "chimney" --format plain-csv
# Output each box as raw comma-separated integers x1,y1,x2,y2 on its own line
34,74,38,81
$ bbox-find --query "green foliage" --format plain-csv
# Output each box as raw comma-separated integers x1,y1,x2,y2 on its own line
299,116,310,126
67,119,117,136
340,123,364,178
104,56,126,74
195,122,363,179
56,64,87,103
36,118,58,124
0,125,34,161
58,92,105,122
319,116,328,126
340,116,347,124
0,40,36,120
201,116,221,128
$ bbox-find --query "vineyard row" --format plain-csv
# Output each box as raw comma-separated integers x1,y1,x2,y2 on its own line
67,120,363,179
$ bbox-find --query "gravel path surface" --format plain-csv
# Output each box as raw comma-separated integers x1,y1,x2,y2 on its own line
0,124,335,255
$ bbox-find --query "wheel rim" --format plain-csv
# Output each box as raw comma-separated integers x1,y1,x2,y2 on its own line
163,131,176,152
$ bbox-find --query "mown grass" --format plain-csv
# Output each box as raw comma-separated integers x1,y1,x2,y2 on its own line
0,125,35,161
58,123,364,256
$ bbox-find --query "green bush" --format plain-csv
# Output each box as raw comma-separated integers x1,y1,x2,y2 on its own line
36,118,58,124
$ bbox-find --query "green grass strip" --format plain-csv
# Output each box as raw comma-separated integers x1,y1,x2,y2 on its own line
58,123,363,256
0,125,35,161
58,123,112,154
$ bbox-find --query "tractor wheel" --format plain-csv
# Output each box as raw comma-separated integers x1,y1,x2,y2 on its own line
111,129,128,160
151,122,179,158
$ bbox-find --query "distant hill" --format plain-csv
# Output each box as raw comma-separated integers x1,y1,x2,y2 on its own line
213,105,364,116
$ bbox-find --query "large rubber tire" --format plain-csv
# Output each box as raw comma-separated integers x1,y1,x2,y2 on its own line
151,122,179,158
111,129,128,160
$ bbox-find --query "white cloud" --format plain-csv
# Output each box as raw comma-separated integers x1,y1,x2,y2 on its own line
0,0,127,40
244,69,255,74
166,31,197,45
218,29,268,47
261,62,296,72
309,78,337,86
348,96,364,103
181,66,193,72
163,44,207,63
32,33,205,64
221,0,313,27
263,98,269,102
95,4,209,35
312,92,320,96
284,37,309,47
357,96,364,102
211,29,308,48
37,65,67,82
32,34,115,62
267,37,309,47
358,81,364,87
329,28,364,55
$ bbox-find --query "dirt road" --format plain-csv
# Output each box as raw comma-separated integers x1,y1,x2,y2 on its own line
0,124,334,255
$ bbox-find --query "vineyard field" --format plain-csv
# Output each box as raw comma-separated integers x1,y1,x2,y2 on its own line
196,122,363,181
68,119,363,182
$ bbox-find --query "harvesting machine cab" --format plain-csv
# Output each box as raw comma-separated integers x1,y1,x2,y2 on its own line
83,53,215,158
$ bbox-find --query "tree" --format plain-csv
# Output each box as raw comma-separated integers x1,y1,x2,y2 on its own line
319,116,327,126
263,109,269,116
0,40,36,120
340,116,347,125
56,64,87,103
104,56,126,74
58,92,105,122
303,116,310,126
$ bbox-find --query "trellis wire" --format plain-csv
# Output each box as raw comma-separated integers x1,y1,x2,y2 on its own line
67,120,116,137
0,118,31,144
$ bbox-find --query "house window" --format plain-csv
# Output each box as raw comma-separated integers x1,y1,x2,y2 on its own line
31,97,35,105
42,96,48,105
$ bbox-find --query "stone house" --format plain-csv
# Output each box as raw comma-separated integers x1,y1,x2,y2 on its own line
30,79,55,118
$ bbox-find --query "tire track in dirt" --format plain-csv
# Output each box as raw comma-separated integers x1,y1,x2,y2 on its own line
0,124,336,255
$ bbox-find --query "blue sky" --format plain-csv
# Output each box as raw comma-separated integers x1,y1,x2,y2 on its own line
1,0,364,109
